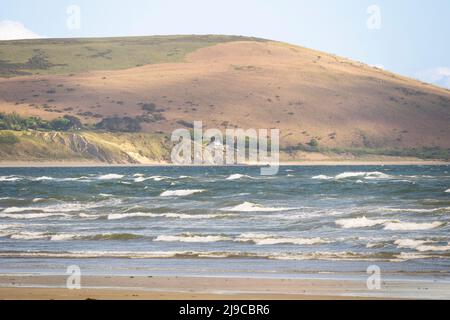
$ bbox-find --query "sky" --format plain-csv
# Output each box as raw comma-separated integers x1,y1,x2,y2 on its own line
0,0,449,88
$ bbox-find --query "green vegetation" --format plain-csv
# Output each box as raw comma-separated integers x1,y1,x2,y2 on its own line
0,131,19,144
0,113,82,131
307,138,319,148
0,35,265,77
95,116,141,132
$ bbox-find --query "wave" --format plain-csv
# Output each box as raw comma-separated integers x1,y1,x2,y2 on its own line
8,232,143,241
0,212,70,219
85,233,143,241
336,171,391,180
97,174,124,180
99,193,113,197
236,233,330,245
446,189,450,193
134,176,149,182
134,175,167,182
2,207,40,213
383,221,444,231
154,233,231,243
1,199,119,215
0,176,22,182
107,212,156,220
150,176,167,181
311,175,333,180
313,171,392,181
0,250,403,261
336,216,444,231
392,239,450,252
221,202,295,212
33,176,54,181
160,189,205,197
383,207,450,213
9,231,50,240
336,217,392,229
107,212,230,220
226,174,252,181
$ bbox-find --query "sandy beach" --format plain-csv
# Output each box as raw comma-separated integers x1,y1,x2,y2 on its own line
0,275,449,300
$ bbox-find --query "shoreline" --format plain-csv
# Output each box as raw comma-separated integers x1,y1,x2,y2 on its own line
2,275,445,300
0,160,448,168
1,275,449,300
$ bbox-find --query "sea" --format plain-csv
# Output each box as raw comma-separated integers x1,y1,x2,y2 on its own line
0,165,449,281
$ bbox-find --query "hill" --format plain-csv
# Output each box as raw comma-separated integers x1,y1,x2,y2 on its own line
0,35,449,163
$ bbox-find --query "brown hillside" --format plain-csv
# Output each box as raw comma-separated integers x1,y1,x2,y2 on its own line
1,39,449,150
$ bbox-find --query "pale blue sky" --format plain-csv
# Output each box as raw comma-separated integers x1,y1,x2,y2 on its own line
1,0,449,87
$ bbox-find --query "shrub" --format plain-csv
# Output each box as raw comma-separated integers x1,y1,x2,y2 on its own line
50,118,72,131
95,116,141,132
0,132,19,144
307,138,319,147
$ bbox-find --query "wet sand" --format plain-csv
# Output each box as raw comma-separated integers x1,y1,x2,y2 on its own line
0,275,448,300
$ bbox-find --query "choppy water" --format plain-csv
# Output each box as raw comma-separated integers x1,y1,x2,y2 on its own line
1,166,449,280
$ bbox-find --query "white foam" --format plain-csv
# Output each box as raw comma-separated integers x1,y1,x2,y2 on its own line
160,189,204,197
50,234,77,241
393,239,450,252
107,212,157,220
33,176,53,181
312,171,393,181
312,175,333,180
222,202,294,212
150,176,167,181
10,231,48,240
335,171,391,180
0,176,21,182
237,233,329,245
98,174,124,180
336,217,392,229
383,221,444,231
226,174,252,181
394,239,427,249
445,189,450,193
0,212,69,219
2,207,39,213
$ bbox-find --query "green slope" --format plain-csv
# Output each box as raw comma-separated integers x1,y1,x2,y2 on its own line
0,35,265,77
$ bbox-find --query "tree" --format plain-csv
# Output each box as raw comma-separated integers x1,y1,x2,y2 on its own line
50,118,72,131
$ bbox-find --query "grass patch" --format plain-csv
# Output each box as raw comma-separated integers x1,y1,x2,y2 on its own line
0,35,266,77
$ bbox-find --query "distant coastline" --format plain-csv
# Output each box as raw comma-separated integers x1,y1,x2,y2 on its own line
0,160,448,168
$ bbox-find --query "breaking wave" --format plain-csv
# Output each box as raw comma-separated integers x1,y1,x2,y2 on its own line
221,202,295,212
226,174,252,181
336,216,444,231
160,189,205,197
